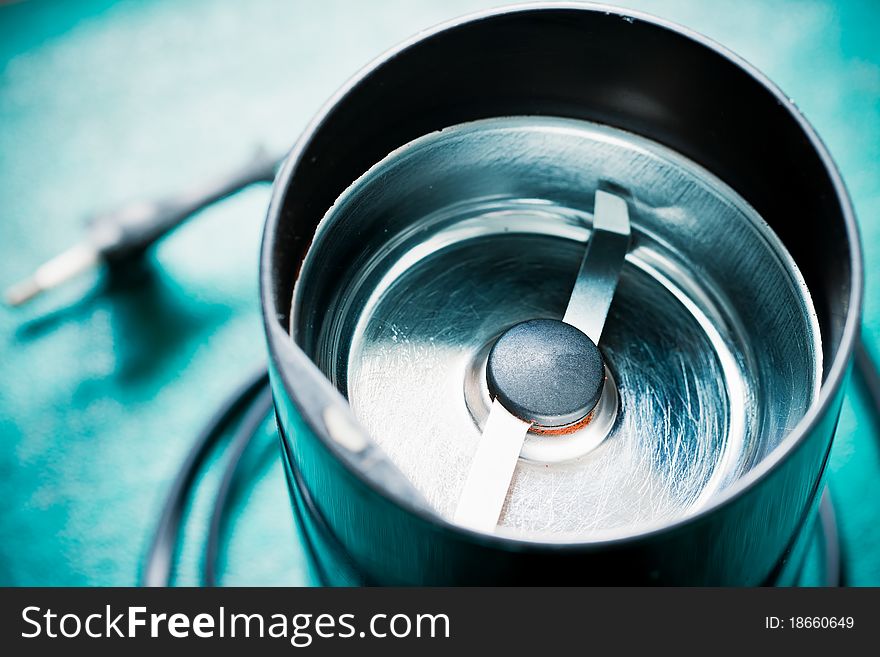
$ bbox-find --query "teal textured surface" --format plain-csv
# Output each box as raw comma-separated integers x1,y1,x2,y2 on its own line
1,0,878,586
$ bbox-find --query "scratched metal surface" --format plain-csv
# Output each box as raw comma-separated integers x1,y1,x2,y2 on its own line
318,117,819,537
0,0,878,585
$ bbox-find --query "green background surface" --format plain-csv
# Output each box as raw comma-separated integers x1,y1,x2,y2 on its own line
0,0,878,586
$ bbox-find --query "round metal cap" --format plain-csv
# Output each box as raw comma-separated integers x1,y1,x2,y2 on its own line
487,319,605,427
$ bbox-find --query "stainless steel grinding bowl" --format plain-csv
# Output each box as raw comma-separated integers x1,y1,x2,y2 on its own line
261,5,861,584
296,116,822,539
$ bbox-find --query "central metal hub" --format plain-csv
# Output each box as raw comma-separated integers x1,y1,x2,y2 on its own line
486,318,605,428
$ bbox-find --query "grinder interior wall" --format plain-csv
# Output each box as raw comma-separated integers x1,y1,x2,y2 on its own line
268,8,852,372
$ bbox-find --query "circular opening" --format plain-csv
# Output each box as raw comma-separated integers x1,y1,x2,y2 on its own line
291,117,822,540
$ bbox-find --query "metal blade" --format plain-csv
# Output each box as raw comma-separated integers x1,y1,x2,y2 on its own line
453,190,631,533
562,190,632,343
453,399,532,532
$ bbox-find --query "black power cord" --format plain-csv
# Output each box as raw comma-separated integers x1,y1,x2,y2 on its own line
818,488,843,587
808,329,880,587
5,151,279,307
855,331,880,421
140,366,269,587
202,387,274,587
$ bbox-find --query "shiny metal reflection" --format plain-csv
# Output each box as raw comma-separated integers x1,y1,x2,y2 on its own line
453,399,531,532
563,189,632,343
455,189,631,531
293,117,822,540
